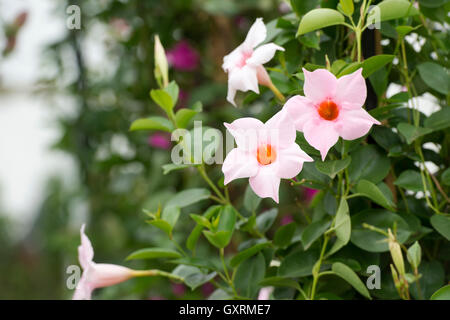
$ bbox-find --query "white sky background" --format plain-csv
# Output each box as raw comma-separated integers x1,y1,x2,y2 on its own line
0,0,77,235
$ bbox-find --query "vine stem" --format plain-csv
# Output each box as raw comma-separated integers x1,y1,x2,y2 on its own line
310,235,329,300
220,248,238,297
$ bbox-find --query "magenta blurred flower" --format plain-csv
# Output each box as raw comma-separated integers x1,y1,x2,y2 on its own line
304,187,319,202
176,90,189,109
166,40,199,71
148,132,171,150
281,215,294,225
201,282,215,298
171,283,186,297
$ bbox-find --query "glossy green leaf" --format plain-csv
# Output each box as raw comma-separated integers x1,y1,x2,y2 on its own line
368,0,419,23
259,276,302,292
162,163,193,175
301,219,331,250
394,170,424,192
339,0,354,15
147,219,173,238
244,185,262,213
171,265,216,290
406,241,422,270
351,209,412,252
316,157,351,179
348,145,390,184
274,222,296,248
430,285,450,300
430,214,450,241
361,55,395,78
328,199,351,255
203,230,232,249
150,89,174,114
234,253,266,298
175,108,199,129
297,9,345,36
186,205,221,252
129,116,174,132
424,107,450,131
278,249,319,277
417,62,449,95
256,208,278,233
397,122,432,144
126,248,181,261
356,179,395,210
230,241,271,267
441,168,450,186
332,262,371,299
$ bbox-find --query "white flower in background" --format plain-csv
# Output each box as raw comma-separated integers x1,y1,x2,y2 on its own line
222,18,284,106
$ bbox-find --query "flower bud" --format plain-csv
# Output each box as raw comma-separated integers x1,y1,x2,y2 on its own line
388,229,405,276
154,35,169,88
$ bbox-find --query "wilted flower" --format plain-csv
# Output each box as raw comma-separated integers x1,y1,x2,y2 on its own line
222,18,284,106
222,111,313,203
167,40,199,71
285,68,380,160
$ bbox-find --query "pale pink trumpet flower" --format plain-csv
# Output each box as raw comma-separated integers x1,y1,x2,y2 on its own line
222,18,284,106
222,111,313,203
285,68,380,160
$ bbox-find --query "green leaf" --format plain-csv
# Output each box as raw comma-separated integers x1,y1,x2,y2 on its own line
171,265,216,290
162,163,193,175
430,214,450,241
417,62,449,95
244,185,262,213
328,199,351,255
256,208,278,233
129,116,174,132
230,241,271,267
126,248,181,261
406,241,422,270
441,168,450,186
186,205,221,252
169,257,218,271
397,122,432,144
301,219,331,250
356,179,395,210
278,249,319,277
166,188,211,209
161,206,181,229
203,230,233,249
315,157,351,179
332,262,371,299
150,89,174,114
348,145,390,184
190,214,212,229
165,81,179,106
351,209,412,252
259,276,302,292
274,222,297,248
296,9,345,36
418,0,448,8
410,261,445,299
234,253,266,298
430,285,450,300
368,0,419,23
175,108,199,129
339,0,354,15
361,55,395,78
424,107,450,131
337,62,362,77
394,170,424,192
147,219,173,238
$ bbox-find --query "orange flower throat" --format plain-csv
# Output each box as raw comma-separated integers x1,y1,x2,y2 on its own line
257,144,277,165
318,100,339,121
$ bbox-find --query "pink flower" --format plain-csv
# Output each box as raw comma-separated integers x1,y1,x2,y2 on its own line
148,132,171,149
304,187,319,202
280,215,294,225
73,225,135,300
171,283,186,297
201,282,215,298
257,287,274,300
222,18,284,106
222,111,313,203
166,40,199,71
285,68,380,160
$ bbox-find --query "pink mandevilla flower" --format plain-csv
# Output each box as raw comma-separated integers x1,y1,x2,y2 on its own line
166,40,199,71
222,18,284,106
285,68,380,160
222,111,313,203
73,224,135,300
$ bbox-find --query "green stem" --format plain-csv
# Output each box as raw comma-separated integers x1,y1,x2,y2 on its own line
310,235,329,300
268,82,285,104
132,269,183,282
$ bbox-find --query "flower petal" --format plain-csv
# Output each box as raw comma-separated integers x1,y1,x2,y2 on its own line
73,276,92,300
78,224,94,270
284,95,318,131
88,263,134,289
335,68,367,109
264,110,296,149
222,45,243,72
224,118,264,151
276,143,313,179
303,68,337,104
222,148,259,184
226,66,259,106
246,43,284,66
243,18,266,50
249,166,281,203
303,119,339,161
335,108,380,140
